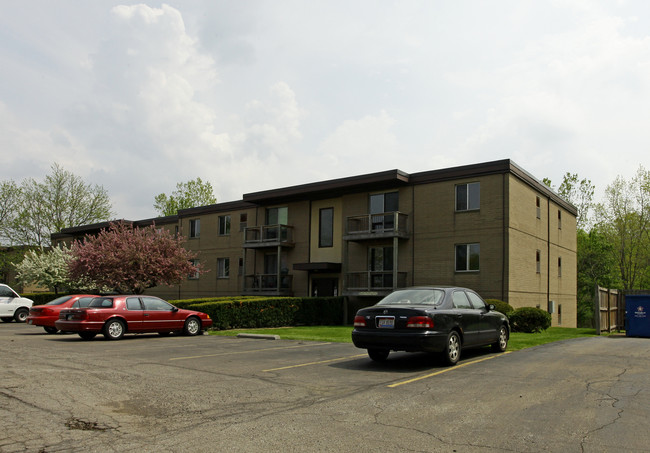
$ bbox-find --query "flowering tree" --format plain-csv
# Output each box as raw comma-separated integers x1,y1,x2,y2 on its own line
69,222,202,294
14,247,74,294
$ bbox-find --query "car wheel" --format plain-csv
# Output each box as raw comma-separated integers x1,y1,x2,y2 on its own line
183,317,201,336
103,319,125,340
367,349,390,362
14,308,29,323
44,326,58,334
1,317,13,323
442,331,461,366
492,325,508,352
78,332,97,340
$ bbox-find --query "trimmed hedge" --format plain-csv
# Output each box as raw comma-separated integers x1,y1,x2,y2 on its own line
170,296,345,330
509,307,552,333
21,292,67,306
485,299,514,316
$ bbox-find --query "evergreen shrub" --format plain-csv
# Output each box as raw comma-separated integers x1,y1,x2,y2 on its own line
509,307,552,333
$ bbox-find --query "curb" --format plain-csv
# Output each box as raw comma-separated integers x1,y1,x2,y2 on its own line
236,333,281,340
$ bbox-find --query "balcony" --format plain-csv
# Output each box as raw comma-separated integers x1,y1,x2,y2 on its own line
243,225,295,248
343,271,407,296
242,274,293,296
344,212,409,241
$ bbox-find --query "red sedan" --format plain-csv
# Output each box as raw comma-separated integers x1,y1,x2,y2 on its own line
54,295,212,340
27,294,99,334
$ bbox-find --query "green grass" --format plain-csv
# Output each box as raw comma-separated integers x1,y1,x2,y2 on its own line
210,326,599,349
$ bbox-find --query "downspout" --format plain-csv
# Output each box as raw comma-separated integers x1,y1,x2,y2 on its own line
502,174,507,301
547,197,551,308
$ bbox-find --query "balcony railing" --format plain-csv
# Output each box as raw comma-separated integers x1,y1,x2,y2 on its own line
244,224,294,247
345,271,407,292
243,274,293,295
345,212,408,239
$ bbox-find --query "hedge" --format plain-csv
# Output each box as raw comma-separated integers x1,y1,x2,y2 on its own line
170,296,345,330
509,306,552,333
485,299,514,316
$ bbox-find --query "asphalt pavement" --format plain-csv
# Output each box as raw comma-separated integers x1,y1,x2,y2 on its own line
2,322,650,452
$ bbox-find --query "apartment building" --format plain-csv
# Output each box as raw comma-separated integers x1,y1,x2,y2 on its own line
52,159,577,327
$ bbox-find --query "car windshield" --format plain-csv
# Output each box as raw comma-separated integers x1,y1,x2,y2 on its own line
376,289,445,306
46,296,73,306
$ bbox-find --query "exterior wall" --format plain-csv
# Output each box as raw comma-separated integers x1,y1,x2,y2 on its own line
310,198,343,263
412,174,505,300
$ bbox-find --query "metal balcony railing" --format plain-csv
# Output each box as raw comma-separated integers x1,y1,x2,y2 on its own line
243,274,293,294
345,271,407,291
244,224,294,246
345,212,408,237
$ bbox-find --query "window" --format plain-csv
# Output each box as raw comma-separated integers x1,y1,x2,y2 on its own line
218,215,231,236
126,297,142,310
452,291,472,309
266,207,288,225
370,192,399,230
536,197,541,219
455,243,480,272
456,182,480,211
240,213,248,232
319,207,334,248
189,219,200,238
369,246,393,288
558,257,562,277
189,259,200,279
558,210,562,229
217,258,230,278
466,291,487,310
142,297,173,311
238,257,243,276
536,250,541,274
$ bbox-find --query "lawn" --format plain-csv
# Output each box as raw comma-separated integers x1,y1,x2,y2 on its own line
210,326,599,349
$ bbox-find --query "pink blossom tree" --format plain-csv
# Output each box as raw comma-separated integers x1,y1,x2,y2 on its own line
69,221,202,294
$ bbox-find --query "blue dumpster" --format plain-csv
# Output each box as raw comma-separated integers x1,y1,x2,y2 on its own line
626,295,650,338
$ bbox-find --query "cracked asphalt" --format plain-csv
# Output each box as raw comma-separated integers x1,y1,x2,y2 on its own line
2,323,650,453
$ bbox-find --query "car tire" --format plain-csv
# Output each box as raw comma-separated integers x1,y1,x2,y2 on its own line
442,331,461,366
103,319,125,340
44,326,58,334
14,308,29,323
183,317,201,336
367,349,390,362
1,317,13,323
78,332,97,340
492,325,508,352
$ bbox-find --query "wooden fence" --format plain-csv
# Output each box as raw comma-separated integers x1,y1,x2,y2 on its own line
595,286,625,334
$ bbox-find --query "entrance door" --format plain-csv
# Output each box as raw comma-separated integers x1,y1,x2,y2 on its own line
312,278,339,297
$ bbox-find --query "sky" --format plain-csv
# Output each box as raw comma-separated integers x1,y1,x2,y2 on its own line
1,0,649,220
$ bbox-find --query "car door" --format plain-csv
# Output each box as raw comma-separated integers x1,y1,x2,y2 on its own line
466,291,497,345
451,290,481,346
141,297,184,331
0,286,18,317
124,297,145,332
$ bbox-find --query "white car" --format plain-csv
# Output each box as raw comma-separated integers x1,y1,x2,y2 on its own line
0,284,34,323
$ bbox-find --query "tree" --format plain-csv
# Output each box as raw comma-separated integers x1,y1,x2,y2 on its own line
595,166,650,291
154,177,217,216
0,181,21,245
544,173,595,230
14,247,76,294
69,222,202,294
3,164,114,247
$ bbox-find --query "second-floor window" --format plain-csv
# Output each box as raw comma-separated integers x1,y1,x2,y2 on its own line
370,192,399,230
217,258,230,278
455,243,480,272
189,259,200,279
319,207,334,248
456,182,480,211
218,215,231,236
189,219,200,238
266,206,288,225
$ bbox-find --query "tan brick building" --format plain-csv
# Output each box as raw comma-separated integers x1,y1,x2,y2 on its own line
52,159,577,327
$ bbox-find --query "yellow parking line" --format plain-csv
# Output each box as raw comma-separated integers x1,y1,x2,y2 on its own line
264,354,368,372
388,352,511,388
169,342,332,361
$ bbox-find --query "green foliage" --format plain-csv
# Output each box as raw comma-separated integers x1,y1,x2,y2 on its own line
14,247,72,292
485,299,514,315
171,296,345,330
509,307,552,333
2,163,113,247
154,177,217,217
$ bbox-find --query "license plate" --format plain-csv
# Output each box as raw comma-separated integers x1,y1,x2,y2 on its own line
377,317,395,328
67,314,74,321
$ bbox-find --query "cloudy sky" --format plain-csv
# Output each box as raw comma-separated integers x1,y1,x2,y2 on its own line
1,1,648,220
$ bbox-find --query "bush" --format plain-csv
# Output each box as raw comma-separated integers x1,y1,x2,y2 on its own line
509,307,552,333
485,299,514,316
170,296,345,330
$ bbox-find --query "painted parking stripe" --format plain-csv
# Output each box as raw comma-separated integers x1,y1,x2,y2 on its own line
388,352,511,388
169,342,332,361
263,354,368,372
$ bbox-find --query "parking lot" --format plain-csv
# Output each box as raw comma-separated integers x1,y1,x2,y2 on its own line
2,323,650,452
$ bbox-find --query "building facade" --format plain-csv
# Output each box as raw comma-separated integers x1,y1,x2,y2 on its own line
52,160,578,327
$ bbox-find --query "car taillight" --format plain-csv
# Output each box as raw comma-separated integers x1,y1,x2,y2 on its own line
406,316,434,328
353,316,366,327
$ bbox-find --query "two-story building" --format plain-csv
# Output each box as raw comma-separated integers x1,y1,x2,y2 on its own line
52,159,577,327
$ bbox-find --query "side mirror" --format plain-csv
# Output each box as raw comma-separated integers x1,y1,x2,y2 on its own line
488,304,496,311
171,307,179,313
